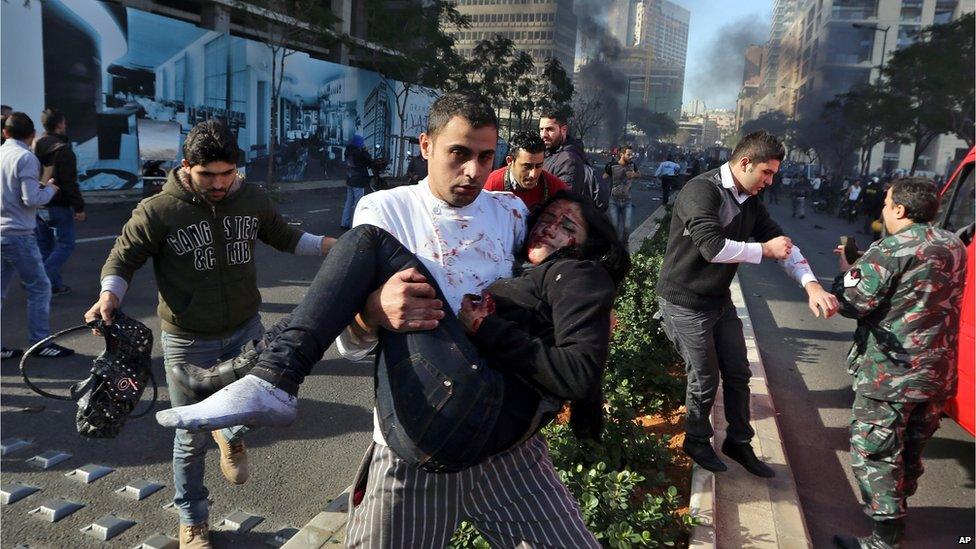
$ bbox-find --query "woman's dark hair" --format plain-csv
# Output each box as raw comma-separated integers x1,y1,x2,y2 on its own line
526,191,631,286
183,119,239,166
41,108,65,133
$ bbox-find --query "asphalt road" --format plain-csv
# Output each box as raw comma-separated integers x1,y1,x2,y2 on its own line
0,174,666,548
736,199,976,548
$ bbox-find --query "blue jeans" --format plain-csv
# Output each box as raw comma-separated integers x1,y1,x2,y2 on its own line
607,199,633,244
36,205,76,289
1,234,52,345
341,186,366,228
161,315,264,525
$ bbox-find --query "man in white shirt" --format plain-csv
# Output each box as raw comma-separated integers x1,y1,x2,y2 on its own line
337,93,598,547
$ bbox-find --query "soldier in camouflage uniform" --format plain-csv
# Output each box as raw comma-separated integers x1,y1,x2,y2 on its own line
831,178,967,549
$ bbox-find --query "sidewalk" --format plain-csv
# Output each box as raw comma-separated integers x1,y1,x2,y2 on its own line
283,204,813,548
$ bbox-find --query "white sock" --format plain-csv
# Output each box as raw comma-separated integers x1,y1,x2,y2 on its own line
156,374,297,431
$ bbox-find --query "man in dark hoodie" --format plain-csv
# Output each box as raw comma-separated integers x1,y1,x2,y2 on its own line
84,120,335,549
34,108,85,296
539,108,608,210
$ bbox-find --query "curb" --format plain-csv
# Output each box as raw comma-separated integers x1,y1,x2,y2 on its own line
281,489,350,548
707,274,812,548
629,204,720,548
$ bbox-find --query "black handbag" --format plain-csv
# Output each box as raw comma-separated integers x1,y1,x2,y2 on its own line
19,311,157,438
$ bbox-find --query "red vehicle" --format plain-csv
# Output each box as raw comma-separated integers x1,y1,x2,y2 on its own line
938,147,975,436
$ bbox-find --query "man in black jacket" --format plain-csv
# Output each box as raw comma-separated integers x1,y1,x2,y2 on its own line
539,108,607,210
34,108,85,296
656,131,839,478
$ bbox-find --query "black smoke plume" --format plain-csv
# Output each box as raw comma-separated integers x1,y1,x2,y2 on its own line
688,14,770,109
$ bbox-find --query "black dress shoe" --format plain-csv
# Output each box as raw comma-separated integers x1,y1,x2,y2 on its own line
721,440,775,478
682,439,727,472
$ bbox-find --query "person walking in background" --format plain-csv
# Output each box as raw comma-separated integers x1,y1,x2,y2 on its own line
791,175,810,219
1,112,74,359
34,108,85,296
831,178,966,549
655,155,681,205
341,135,372,229
607,145,639,244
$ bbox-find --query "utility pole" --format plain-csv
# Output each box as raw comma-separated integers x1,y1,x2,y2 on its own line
852,23,891,175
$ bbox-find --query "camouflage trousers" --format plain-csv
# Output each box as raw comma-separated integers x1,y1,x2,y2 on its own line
850,393,945,521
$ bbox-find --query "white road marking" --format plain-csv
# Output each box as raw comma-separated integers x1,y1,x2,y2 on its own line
306,208,332,213
76,235,119,243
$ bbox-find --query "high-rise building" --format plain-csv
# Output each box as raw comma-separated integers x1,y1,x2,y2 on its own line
774,0,974,174
600,0,689,121
762,0,798,96
735,44,765,130
449,0,578,76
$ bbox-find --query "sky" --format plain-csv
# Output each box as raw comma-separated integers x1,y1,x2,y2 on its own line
671,0,774,111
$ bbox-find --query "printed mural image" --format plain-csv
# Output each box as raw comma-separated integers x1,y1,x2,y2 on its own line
4,0,437,191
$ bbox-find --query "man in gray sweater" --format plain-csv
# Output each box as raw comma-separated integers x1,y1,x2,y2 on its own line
1,112,74,359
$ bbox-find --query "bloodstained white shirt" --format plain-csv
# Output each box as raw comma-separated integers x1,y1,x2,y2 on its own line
333,179,528,445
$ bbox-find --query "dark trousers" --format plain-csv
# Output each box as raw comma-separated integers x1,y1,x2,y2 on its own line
661,175,675,205
658,297,754,444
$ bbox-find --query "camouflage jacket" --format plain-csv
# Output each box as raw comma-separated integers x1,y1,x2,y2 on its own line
831,223,967,402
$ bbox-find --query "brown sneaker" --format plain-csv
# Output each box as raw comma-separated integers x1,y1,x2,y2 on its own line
179,522,212,548
211,430,249,484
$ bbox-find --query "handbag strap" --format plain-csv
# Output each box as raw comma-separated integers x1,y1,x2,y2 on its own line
19,321,102,401
19,317,158,413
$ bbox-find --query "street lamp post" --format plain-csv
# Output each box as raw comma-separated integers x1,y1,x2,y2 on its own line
852,23,891,78
852,23,891,175
622,76,647,142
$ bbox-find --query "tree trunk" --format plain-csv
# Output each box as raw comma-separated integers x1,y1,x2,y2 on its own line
910,132,938,175
395,84,411,178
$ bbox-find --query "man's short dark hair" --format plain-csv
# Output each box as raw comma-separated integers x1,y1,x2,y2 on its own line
508,131,545,157
0,105,12,115
3,112,35,141
183,120,239,166
889,177,940,223
539,105,572,126
41,108,65,133
731,130,786,164
427,93,498,138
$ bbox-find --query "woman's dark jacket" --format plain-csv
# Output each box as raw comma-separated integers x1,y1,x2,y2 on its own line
475,256,616,441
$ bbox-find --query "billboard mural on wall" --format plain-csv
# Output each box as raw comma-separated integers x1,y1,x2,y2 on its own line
10,0,437,191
